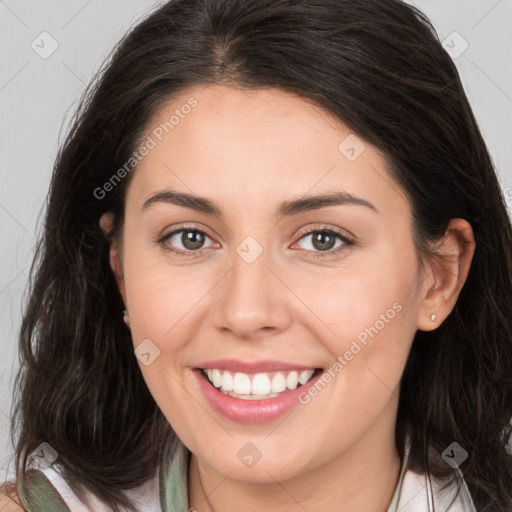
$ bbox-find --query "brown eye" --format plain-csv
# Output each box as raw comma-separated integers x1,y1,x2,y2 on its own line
180,230,206,250
310,231,337,251
158,227,218,256
292,227,355,259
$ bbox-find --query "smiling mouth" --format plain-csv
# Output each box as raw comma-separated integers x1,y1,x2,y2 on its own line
199,368,323,400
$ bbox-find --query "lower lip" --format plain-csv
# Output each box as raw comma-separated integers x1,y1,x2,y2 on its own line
194,369,323,423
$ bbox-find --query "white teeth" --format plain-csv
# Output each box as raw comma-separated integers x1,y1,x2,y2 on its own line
212,369,223,388
286,371,299,390
252,373,271,395
298,369,315,385
233,372,251,394
271,372,287,393
221,371,234,391
203,368,318,397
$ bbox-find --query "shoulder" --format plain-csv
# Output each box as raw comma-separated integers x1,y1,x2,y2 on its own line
2,468,74,512
0,482,25,511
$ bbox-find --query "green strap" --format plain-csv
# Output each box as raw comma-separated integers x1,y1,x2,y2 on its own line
17,469,71,512
160,436,191,511
14,439,191,511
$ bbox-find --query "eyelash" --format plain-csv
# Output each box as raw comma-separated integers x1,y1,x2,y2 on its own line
156,225,355,259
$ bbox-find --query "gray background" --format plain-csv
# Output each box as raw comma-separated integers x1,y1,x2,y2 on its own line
1,0,511,482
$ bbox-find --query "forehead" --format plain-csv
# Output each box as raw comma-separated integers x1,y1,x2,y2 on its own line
127,84,410,220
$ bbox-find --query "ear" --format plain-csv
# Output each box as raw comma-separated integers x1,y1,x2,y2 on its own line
99,212,127,306
416,218,476,331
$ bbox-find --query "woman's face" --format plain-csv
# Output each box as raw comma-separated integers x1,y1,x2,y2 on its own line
113,84,428,481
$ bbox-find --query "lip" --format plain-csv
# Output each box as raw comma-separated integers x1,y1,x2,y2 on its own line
196,358,319,373
193,367,323,423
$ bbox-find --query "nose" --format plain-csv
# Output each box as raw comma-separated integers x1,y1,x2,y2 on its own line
210,242,292,340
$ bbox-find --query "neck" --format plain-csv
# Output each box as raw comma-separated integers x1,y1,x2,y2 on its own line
187,426,403,512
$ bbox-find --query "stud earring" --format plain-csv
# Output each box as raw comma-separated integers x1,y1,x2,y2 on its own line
123,309,130,328
430,313,437,322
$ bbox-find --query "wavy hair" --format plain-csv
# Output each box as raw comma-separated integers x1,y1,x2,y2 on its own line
5,0,512,510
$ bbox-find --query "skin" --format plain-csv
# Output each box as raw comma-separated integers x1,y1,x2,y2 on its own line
100,84,475,512
0,487,22,512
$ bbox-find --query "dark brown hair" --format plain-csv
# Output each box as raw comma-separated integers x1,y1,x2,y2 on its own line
5,0,512,510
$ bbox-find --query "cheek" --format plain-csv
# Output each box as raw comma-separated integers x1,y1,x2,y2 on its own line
121,241,206,430
286,247,420,401
290,273,418,450
300,278,415,393
122,236,207,345
285,251,419,350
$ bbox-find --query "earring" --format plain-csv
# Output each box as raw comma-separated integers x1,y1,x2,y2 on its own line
123,309,130,328
430,313,437,322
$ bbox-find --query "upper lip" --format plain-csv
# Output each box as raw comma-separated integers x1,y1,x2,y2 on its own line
195,359,320,373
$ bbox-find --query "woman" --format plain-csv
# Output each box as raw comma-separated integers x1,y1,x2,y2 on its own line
2,0,512,510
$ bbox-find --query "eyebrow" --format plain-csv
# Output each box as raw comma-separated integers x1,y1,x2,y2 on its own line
141,188,378,217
